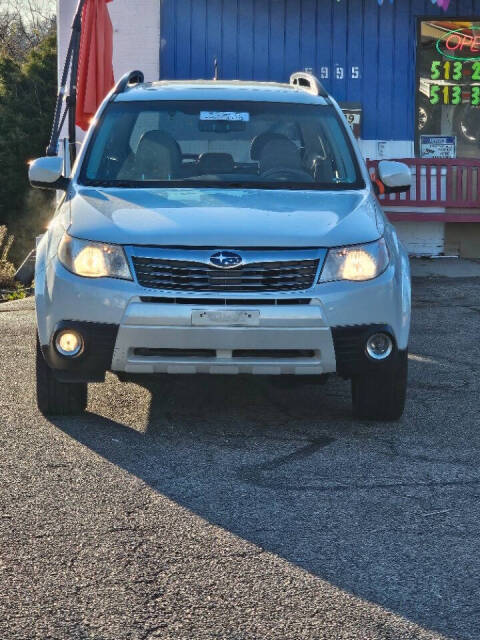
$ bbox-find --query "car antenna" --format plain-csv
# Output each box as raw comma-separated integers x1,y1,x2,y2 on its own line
213,57,219,81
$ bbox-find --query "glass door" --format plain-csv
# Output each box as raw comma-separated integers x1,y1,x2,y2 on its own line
416,19,480,158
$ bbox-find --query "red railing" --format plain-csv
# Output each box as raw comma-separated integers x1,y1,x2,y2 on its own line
366,158,480,222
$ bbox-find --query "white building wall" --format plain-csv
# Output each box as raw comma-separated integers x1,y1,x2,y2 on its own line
57,0,160,93
394,221,445,256
108,1,160,82
57,0,160,146
358,140,415,161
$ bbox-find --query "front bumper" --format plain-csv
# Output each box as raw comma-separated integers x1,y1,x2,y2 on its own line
111,300,336,375
37,258,410,381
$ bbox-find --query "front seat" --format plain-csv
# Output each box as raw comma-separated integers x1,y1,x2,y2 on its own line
251,132,291,162
255,137,303,174
133,130,182,180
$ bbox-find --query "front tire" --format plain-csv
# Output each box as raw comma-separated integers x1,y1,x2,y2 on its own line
36,334,87,416
351,350,408,421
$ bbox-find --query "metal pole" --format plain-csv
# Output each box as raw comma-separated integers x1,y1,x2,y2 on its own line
68,0,87,164
46,0,88,158
46,35,74,156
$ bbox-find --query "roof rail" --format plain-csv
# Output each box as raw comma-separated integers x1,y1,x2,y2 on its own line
112,70,145,96
289,72,328,98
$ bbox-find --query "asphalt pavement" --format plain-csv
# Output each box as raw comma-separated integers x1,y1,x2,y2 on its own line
0,272,479,640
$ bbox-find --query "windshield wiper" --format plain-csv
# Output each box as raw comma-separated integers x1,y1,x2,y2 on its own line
83,179,138,188
81,179,356,190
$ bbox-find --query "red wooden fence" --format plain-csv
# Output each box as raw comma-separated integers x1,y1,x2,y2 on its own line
366,158,480,222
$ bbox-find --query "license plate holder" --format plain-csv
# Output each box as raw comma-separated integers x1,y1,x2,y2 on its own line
192,309,260,326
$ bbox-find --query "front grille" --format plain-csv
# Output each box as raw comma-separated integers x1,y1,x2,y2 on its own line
132,257,319,292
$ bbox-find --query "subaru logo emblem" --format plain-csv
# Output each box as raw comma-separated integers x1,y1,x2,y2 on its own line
210,251,243,269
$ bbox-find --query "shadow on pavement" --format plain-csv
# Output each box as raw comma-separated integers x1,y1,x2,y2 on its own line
50,371,478,640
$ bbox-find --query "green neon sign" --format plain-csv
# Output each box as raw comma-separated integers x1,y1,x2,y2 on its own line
436,26,480,62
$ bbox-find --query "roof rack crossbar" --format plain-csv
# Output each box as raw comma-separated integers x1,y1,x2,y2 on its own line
112,70,145,96
289,72,328,98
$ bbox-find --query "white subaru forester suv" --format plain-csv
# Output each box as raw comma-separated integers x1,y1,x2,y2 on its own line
29,71,411,420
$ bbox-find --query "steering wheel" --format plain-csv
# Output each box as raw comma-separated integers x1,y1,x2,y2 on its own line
260,167,314,182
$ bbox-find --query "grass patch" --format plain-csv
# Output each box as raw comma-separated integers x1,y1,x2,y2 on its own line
0,225,16,288
0,225,31,302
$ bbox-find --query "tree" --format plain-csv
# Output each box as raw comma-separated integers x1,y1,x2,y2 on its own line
0,1,55,61
0,28,56,264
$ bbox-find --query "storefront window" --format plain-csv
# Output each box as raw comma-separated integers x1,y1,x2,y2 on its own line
416,19,480,159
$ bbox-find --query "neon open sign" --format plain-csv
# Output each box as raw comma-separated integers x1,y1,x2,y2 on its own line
436,26,480,61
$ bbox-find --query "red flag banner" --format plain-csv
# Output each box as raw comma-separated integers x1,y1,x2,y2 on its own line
76,0,114,131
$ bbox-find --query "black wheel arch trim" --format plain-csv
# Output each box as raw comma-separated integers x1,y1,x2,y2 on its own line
41,320,119,383
331,323,404,378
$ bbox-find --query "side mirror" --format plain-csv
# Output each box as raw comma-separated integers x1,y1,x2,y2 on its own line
376,160,411,194
29,156,69,191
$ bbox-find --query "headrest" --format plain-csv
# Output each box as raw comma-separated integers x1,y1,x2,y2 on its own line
134,130,181,179
137,130,181,158
251,133,292,160
257,138,302,172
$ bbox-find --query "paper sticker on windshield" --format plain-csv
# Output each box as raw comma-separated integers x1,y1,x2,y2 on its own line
200,111,250,122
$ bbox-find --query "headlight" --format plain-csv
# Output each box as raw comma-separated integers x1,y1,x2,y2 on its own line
319,238,389,283
58,234,132,280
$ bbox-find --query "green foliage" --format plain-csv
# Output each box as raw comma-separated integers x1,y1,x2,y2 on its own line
0,223,15,286
0,3,55,62
0,32,56,264
4,283,27,300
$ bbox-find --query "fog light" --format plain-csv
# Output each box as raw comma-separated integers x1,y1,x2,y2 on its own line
366,333,393,360
55,330,83,357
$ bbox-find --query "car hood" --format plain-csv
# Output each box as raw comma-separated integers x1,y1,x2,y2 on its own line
68,187,381,248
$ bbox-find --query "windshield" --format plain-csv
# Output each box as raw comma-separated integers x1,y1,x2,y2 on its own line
80,100,364,190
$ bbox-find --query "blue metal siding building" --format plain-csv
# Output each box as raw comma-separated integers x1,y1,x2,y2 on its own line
160,0,480,146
